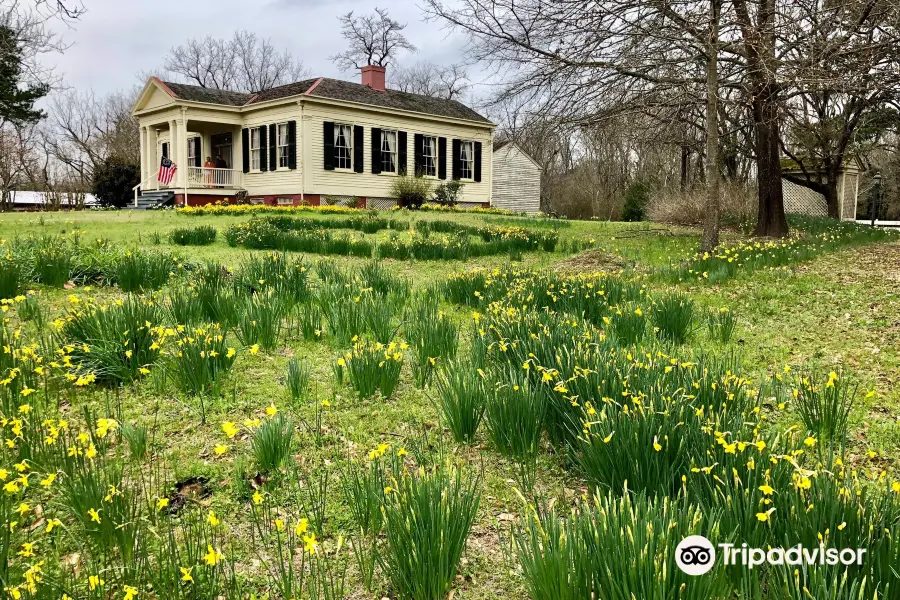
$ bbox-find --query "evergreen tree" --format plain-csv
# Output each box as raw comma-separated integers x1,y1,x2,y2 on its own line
0,25,49,126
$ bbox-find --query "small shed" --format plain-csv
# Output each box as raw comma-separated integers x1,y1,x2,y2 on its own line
492,141,541,214
781,160,861,221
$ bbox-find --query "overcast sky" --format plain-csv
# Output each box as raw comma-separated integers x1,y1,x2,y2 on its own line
44,0,480,97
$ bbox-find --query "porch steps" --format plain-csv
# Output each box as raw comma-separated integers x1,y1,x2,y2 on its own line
129,190,175,210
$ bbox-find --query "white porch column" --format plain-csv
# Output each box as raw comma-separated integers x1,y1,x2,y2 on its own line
149,127,159,189
139,126,148,183
234,125,244,176
170,119,178,168
177,114,189,189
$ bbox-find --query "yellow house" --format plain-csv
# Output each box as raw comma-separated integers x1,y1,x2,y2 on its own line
130,66,496,208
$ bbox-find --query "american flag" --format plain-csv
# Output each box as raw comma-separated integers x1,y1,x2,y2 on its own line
158,156,177,186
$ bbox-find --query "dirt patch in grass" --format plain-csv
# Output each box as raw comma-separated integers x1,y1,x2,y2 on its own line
555,248,636,274
166,476,213,513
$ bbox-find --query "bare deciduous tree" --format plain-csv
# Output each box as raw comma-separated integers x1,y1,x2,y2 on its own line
389,61,469,99
776,1,900,219
164,30,308,92
46,90,139,187
425,0,728,248
331,7,416,71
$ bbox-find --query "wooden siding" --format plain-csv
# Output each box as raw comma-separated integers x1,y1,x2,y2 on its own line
302,102,492,204
241,104,304,196
136,95,494,201
492,144,541,214
141,86,176,111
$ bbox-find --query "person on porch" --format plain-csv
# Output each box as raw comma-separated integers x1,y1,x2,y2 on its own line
204,156,215,187
214,154,227,188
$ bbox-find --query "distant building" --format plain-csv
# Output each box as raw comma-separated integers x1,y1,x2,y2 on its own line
492,141,541,214
3,191,99,211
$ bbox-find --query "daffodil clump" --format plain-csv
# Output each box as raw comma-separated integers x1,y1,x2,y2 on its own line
404,302,459,387
58,296,167,384
442,266,900,598
676,217,899,283
224,218,374,258
1,235,183,294
169,225,217,246
341,340,405,399
177,202,363,217
162,324,239,396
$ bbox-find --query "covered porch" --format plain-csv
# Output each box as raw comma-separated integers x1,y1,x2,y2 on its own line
136,110,245,204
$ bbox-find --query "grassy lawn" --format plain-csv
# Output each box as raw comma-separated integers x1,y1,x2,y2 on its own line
0,208,898,599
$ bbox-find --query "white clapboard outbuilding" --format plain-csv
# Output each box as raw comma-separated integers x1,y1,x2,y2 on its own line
491,141,542,214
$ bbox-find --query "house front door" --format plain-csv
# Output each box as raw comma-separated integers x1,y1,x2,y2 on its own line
211,133,233,169
157,141,170,188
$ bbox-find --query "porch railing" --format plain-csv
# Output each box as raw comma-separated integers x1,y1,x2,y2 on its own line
186,167,239,189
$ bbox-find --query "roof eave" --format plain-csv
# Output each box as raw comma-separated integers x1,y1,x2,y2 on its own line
298,94,496,128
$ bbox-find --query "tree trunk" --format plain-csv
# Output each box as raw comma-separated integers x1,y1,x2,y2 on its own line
702,0,721,252
680,144,690,190
823,175,840,219
752,93,789,237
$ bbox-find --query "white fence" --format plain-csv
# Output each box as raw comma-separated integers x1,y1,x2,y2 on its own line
186,167,239,188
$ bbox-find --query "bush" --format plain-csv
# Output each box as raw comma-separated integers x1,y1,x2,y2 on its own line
390,174,434,209
647,182,755,226
621,181,651,222
92,156,141,208
433,181,464,207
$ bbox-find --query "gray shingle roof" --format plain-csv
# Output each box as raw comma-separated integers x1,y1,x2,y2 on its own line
160,77,490,124
161,81,252,106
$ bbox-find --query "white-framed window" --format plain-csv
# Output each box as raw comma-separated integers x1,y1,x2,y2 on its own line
334,123,353,170
381,130,397,173
250,127,261,171
423,135,437,177
187,137,199,168
277,123,290,169
276,197,293,205
249,197,265,205
460,141,474,180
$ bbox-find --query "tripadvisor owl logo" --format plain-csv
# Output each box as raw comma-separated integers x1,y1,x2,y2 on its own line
675,535,716,576
675,535,868,576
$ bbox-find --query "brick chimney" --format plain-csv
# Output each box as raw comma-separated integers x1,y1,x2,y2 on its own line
361,65,386,91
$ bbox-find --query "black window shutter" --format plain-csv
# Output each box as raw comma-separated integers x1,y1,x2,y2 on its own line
438,137,447,180
323,121,335,170
413,133,424,175
288,121,297,170
451,139,461,180
193,137,201,167
162,142,168,159
371,127,382,174
474,141,482,182
259,126,268,172
241,130,249,174
269,124,278,171
397,131,407,175
353,125,364,173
